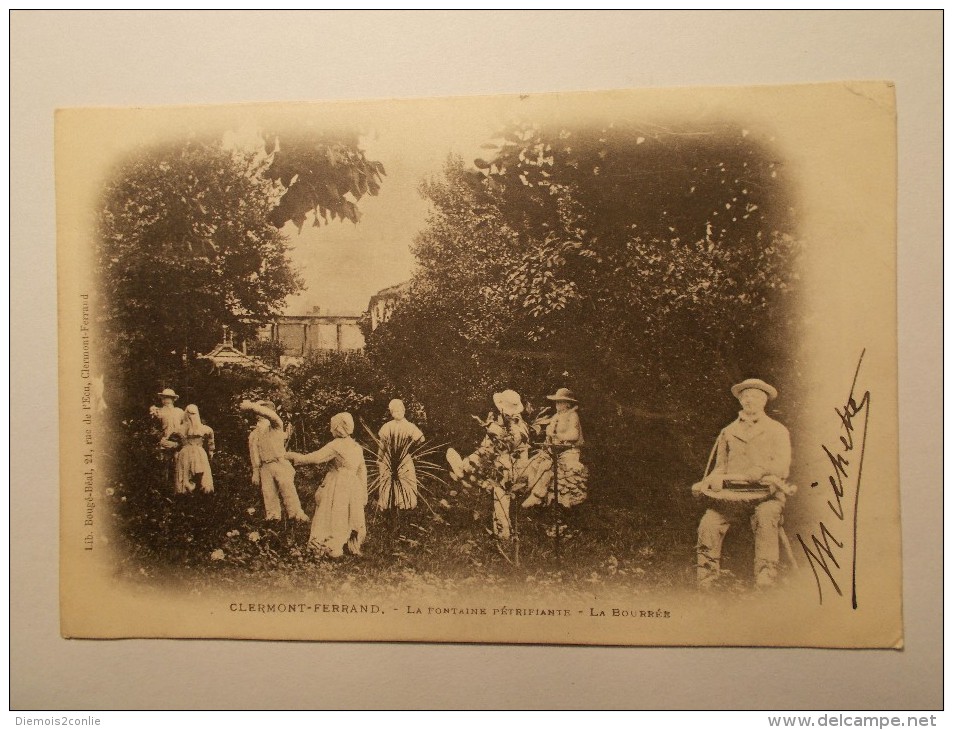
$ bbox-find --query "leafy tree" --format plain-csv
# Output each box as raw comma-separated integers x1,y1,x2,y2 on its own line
364,157,548,445
263,131,385,231
367,122,802,505
472,121,803,443
97,132,385,417
473,121,800,374
98,140,299,401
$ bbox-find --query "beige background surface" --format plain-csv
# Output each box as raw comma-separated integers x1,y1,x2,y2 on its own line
12,10,941,709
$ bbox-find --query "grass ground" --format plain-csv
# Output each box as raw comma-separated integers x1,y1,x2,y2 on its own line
106,444,768,602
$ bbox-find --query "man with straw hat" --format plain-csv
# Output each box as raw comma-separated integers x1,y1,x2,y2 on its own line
149,388,185,488
241,399,309,523
149,388,185,449
692,378,796,589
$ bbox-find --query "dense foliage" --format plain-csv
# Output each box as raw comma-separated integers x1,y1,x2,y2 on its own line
367,122,802,509
263,131,385,231
282,351,419,453
102,120,803,594
97,133,384,420
98,141,297,406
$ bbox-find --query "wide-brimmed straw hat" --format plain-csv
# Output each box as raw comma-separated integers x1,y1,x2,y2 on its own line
330,412,354,438
157,388,179,400
492,389,524,416
546,387,578,403
730,378,778,401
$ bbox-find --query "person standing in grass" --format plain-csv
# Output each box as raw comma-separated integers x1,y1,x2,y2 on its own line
149,388,185,489
376,398,425,511
174,403,215,494
241,399,309,523
288,412,369,558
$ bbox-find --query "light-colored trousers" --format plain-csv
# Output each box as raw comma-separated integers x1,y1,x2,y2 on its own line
260,460,306,520
492,487,513,540
696,499,783,583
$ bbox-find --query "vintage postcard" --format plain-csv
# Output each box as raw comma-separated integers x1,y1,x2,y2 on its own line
57,82,900,646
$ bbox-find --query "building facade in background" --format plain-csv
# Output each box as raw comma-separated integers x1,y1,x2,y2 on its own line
256,283,409,367
257,306,364,368
367,282,409,331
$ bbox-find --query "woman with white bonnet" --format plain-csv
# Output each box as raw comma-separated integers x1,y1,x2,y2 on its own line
376,399,424,511
287,413,368,558
174,404,215,494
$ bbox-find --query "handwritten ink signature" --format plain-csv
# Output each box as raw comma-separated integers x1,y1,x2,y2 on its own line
796,350,870,609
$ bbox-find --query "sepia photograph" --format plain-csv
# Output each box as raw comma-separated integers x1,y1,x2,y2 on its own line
12,8,941,714
57,82,901,646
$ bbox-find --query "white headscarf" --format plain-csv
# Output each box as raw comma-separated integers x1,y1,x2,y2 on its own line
330,412,355,438
183,404,204,435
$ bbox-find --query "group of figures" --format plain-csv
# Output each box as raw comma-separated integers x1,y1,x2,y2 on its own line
149,389,216,495
147,384,587,559
446,387,589,541
149,391,425,558
148,376,797,588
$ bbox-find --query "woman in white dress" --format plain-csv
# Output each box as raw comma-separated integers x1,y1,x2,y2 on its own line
174,404,215,494
376,399,425,511
287,413,368,558
522,388,588,509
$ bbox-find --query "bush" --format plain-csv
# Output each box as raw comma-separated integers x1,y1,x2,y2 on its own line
364,132,802,516
282,350,426,452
